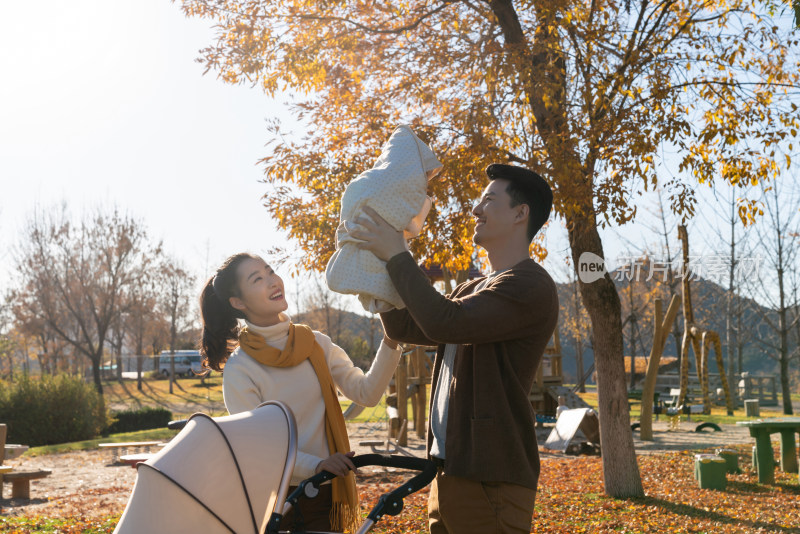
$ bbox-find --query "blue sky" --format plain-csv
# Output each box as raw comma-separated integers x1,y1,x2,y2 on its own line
1,1,783,317
0,1,300,305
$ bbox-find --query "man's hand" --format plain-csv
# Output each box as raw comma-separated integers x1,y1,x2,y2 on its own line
350,206,407,262
315,451,357,477
383,334,399,350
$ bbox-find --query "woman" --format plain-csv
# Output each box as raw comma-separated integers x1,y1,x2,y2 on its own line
199,252,402,533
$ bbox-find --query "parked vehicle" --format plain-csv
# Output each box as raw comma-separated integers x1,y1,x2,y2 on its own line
158,351,203,378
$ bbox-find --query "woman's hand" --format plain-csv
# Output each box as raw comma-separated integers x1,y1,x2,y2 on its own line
315,451,357,477
351,206,407,262
383,334,399,350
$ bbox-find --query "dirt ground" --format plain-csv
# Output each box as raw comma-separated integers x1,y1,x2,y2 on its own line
0,448,139,519
0,422,427,520
0,417,768,520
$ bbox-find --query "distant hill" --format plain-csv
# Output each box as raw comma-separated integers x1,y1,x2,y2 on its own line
296,273,792,383
555,273,787,383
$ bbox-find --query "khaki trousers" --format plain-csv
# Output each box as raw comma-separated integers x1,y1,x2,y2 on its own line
428,469,536,534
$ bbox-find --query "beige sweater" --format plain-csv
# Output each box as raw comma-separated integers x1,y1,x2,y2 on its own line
222,313,402,484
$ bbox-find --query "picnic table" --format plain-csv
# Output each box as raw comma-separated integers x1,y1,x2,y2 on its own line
4,444,29,460
736,417,800,484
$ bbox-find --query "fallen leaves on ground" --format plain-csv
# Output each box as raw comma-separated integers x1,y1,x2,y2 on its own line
1,444,798,533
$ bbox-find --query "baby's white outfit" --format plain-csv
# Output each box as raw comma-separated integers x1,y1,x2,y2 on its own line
325,125,442,313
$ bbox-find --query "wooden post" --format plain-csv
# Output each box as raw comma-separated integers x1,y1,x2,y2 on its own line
415,347,428,439
396,353,408,446
1,423,6,496
640,296,680,441
703,331,734,415
408,354,418,432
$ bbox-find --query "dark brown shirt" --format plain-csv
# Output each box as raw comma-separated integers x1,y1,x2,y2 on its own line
380,252,559,490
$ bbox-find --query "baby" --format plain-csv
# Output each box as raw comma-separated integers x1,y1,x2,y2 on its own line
326,125,442,313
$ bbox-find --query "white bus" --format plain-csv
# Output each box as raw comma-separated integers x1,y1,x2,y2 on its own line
158,350,203,378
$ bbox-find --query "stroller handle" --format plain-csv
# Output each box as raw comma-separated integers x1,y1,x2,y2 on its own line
167,419,188,430
268,454,437,534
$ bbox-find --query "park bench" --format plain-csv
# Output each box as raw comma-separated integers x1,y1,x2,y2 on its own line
664,388,705,417
627,389,662,413
98,441,165,463
1,423,51,499
2,469,52,499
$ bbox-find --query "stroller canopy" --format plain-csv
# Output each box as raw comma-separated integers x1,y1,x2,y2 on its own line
114,401,297,534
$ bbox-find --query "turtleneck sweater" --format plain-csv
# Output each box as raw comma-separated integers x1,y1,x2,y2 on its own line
222,313,402,484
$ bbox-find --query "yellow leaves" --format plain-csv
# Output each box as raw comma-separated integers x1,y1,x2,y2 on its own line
736,198,764,227
177,0,800,274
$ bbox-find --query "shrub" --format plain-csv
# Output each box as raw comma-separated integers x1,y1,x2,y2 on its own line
107,406,172,434
0,374,108,446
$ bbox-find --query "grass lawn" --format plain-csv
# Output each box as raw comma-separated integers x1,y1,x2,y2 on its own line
100,376,420,424
574,389,797,425
23,377,406,456
101,375,226,419
24,379,793,457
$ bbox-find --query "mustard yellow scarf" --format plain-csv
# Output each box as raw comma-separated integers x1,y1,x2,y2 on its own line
239,323,360,533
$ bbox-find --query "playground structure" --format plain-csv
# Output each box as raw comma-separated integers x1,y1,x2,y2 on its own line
635,225,787,438
352,329,581,454
389,346,431,447
352,345,432,456
675,225,734,416
639,295,681,440
529,330,592,419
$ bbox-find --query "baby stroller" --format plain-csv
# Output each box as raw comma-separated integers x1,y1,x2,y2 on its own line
113,401,436,534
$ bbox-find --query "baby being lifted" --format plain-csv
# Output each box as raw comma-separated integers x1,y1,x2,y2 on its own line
325,125,442,313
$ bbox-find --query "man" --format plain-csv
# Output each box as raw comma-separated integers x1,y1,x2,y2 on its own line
352,163,559,533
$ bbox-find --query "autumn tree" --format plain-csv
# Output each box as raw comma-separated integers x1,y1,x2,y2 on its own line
158,257,197,394
181,0,800,496
126,269,164,391
691,184,762,406
0,302,17,380
742,179,800,414
557,259,592,390
299,275,348,345
613,253,666,388
11,206,158,394
10,271,75,375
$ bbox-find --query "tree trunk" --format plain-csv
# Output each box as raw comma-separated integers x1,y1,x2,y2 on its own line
169,319,177,395
135,337,144,392
774,197,794,415
137,354,144,392
91,355,103,395
628,284,636,389
779,308,794,415
568,214,643,497
726,196,739,409
572,280,586,393
487,0,643,497
575,338,585,393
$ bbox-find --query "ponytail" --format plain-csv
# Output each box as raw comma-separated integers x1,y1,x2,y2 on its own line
199,252,259,371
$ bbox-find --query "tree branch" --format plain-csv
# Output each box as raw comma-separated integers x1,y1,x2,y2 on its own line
293,2,455,35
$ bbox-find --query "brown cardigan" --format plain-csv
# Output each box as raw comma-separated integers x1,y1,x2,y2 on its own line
380,252,559,490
